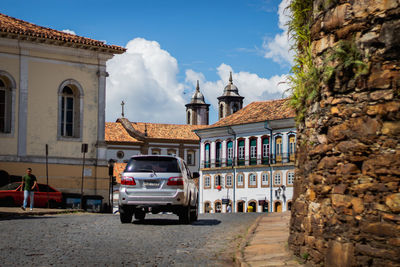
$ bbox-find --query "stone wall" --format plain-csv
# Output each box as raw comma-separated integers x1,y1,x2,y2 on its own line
289,1,400,266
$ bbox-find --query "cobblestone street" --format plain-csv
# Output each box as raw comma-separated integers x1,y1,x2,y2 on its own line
0,212,261,266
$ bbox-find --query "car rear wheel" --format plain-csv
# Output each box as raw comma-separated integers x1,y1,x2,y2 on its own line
134,210,146,221
190,197,198,222
179,205,191,224
0,197,15,207
120,206,133,223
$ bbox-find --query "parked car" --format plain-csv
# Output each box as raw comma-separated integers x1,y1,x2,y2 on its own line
119,155,199,224
0,182,63,208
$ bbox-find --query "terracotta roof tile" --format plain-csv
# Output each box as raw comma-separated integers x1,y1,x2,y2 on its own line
207,98,295,129
0,13,125,53
113,163,127,184
105,122,142,143
105,121,207,143
130,122,207,141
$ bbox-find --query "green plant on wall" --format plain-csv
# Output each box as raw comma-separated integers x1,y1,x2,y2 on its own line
323,39,368,86
287,0,316,123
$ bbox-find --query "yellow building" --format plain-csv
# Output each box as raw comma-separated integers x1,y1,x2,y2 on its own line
0,13,125,203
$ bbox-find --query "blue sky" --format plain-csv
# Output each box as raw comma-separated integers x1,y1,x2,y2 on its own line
2,0,293,124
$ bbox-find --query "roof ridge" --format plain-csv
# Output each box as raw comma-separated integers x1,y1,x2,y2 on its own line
0,13,125,52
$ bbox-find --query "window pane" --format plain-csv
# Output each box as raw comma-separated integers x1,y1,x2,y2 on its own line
63,86,73,95
66,110,73,123
67,97,74,110
250,139,257,146
66,123,73,136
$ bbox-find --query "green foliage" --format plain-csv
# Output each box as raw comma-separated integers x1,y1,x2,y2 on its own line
287,1,368,124
287,0,317,124
323,40,368,83
302,252,310,260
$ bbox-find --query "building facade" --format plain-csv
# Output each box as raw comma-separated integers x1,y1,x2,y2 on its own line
195,99,296,213
0,13,125,202
105,117,207,182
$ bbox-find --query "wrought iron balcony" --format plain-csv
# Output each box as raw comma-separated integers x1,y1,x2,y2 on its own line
200,153,295,169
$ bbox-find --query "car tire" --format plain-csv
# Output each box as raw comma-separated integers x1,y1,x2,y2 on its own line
120,206,133,223
134,210,146,221
179,204,191,224
190,196,198,222
47,200,57,209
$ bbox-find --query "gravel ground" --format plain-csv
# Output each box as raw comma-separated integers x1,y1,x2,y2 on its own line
0,212,262,266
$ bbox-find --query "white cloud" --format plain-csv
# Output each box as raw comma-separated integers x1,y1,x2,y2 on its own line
106,38,289,125
106,38,186,123
263,0,294,65
62,29,76,35
185,64,290,111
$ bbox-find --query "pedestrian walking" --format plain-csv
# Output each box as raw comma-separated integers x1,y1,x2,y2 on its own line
20,168,37,211
227,204,232,213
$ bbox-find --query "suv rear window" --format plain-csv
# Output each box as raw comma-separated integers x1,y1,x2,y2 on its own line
125,157,181,173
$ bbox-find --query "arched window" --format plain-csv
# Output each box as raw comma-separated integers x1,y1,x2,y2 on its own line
0,73,16,134
187,110,191,124
248,173,257,188
216,142,222,167
58,80,83,139
232,104,239,113
226,141,233,166
204,176,211,189
287,171,294,186
273,171,282,186
0,78,11,133
237,173,244,188
204,143,210,168
214,174,223,187
226,174,233,188
219,104,224,119
261,172,269,187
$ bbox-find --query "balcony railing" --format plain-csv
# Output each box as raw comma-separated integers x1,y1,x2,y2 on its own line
201,153,295,169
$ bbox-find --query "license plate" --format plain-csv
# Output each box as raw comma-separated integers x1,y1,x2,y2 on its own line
144,181,159,187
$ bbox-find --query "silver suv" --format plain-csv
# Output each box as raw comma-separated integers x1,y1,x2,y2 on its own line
119,155,199,224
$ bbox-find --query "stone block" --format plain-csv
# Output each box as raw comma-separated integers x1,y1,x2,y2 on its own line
325,241,354,267
322,4,351,32
382,121,400,136
351,197,365,214
336,140,368,153
385,193,400,213
362,222,400,237
318,156,340,170
370,89,394,100
332,194,352,208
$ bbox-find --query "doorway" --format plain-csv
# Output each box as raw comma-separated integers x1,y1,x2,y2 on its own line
237,201,244,212
274,201,282,212
248,201,257,212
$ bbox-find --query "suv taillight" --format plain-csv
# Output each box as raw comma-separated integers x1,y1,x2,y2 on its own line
121,176,136,185
167,177,184,186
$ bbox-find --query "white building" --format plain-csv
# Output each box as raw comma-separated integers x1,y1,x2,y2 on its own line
194,99,296,213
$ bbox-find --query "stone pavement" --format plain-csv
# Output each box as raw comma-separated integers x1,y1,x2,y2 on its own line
0,206,82,218
238,211,304,267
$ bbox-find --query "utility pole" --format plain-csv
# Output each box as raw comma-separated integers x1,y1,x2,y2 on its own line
81,143,88,209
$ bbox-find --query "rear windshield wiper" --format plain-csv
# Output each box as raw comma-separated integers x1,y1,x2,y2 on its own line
136,169,157,176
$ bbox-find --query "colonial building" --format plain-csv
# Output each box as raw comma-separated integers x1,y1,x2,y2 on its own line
0,13,125,201
105,117,207,182
194,99,296,213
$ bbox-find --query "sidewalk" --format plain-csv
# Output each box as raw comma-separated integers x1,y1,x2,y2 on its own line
0,206,82,218
238,212,304,267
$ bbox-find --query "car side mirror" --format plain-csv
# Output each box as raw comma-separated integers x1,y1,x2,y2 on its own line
192,172,200,179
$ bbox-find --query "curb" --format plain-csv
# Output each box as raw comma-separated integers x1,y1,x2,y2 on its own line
0,209,84,218
235,215,264,267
